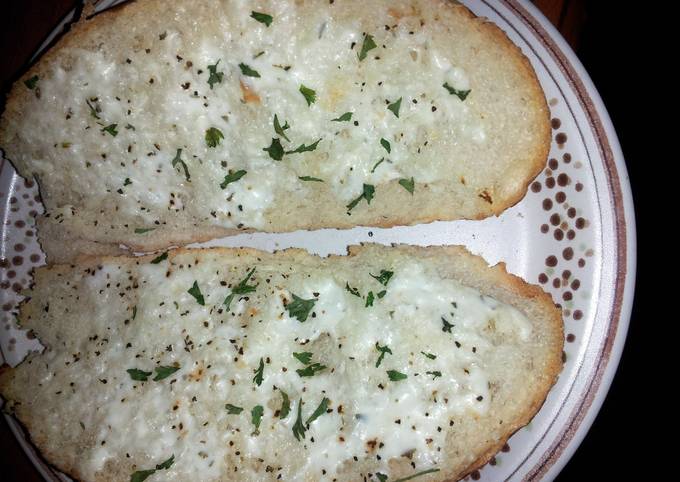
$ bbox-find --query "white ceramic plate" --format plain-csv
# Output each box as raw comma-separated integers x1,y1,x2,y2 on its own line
0,1,636,480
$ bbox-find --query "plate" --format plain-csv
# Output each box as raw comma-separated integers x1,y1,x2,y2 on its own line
0,1,636,480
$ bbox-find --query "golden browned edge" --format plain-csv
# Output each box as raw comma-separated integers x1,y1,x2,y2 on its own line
0,0,551,257
1,244,563,482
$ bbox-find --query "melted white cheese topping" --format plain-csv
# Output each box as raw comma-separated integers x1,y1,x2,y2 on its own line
47,256,532,481
25,1,483,229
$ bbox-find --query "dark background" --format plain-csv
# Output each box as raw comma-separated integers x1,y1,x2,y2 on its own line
0,1,647,480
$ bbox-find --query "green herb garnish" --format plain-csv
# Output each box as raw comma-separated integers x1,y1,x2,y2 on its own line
426,371,442,379
223,267,258,310
171,148,191,181
274,114,290,142
299,84,316,106
375,342,392,368
205,127,224,147
298,176,324,182
380,138,391,153
286,139,321,154
134,228,156,234
292,398,307,440
399,177,415,194
101,124,118,137
441,316,454,333
296,363,326,377
24,75,39,90
345,282,361,297
251,405,264,431
387,97,402,117
220,169,247,189
86,99,100,119
225,403,244,414
346,183,375,212
376,473,388,482
365,291,375,307
393,468,441,482
387,369,407,381
251,11,273,27
305,397,329,426
371,158,385,173
293,352,313,365
253,357,265,386
188,281,205,305
279,391,291,419
239,63,261,78
421,351,437,360
130,455,175,482
358,34,377,61
207,60,224,89
370,270,394,286
150,252,168,264
331,112,353,122
377,290,387,298
127,368,152,381
443,82,471,101
153,365,179,381
286,294,316,322
263,137,284,160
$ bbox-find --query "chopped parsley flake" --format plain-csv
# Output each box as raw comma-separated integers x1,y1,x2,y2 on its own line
279,391,291,419
263,137,284,160
399,177,415,194
207,60,224,89
101,124,118,137
380,138,391,153
251,405,264,431
187,281,205,305
387,369,408,381
441,316,454,333
292,398,307,440
375,342,392,368
24,75,39,90
274,114,290,141
426,371,442,379
387,97,402,117
134,228,155,234
150,252,168,264
286,294,316,322
130,455,175,482
421,351,437,360
171,148,191,181
253,357,265,386
286,139,321,154
299,84,316,106
443,82,471,101
376,474,388,482
393,468,441,482
296,363,327,377
331,112,353,122
225,403,244,414
345,282,361,297
220,169,247,189
370,270,394,286
223,267,258,310
239,63,261,78
293,352,313,365
358,34,378,61
205,127,224,147
251,10,273,27
377,290,387,298
153,365,179,381
371,158,385,173
298,176,324,182
127,368,151,381
306,397,329,426
365,291,375,307
123,178,132,186
132,305,137,320
86,99,100,119
346,183,375,212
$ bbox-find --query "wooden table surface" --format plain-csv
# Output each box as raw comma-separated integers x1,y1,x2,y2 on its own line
0,1,640,481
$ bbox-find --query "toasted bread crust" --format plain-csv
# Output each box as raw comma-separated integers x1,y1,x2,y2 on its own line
1,244,563,481
0,0,550,261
